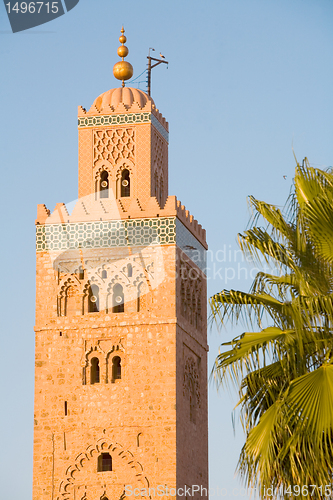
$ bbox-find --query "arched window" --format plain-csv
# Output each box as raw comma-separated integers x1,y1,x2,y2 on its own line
78,265,84,280
127,263,132,278
88,284,99,313
112,356,121,381
65,286,77,316
100,170,109,198
102,269,107,279
97,452,112,472
90,357,100,384
112,284,124,313
121,169,130,197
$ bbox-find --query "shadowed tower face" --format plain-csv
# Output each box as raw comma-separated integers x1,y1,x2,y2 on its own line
33,28,208,500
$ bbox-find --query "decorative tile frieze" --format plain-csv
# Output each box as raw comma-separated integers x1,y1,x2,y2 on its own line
36,216,206,272
78,112,151,128
36,217,176,252
78,112,169,143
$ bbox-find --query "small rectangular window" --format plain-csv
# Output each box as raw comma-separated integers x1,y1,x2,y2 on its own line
98,452,112,472
64,401,68,416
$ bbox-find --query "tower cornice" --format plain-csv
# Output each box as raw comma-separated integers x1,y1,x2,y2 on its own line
36,196,207,251
78,87,168,133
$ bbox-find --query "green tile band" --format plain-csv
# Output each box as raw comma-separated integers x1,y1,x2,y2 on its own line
78,113,169,142
78,112,151,128
36,216,206,272
36,217,176,252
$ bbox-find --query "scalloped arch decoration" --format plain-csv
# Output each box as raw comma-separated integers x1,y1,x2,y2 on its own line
94,163,114,181
58,277,81,296
115,161,134,179
57,439,149,500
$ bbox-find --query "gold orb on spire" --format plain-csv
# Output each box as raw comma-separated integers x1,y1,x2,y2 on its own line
113,27,133,87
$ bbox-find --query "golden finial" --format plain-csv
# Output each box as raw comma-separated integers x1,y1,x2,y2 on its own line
113,27,133,88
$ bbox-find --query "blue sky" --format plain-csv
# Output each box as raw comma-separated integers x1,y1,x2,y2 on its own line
0,0,333,497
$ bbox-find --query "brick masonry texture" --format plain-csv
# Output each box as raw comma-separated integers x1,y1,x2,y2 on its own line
33,87,208,500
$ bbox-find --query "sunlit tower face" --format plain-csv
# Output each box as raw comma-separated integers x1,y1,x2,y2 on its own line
32,28,208,500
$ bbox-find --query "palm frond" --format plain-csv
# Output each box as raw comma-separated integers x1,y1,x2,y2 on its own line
210,158,333,497
286,365,333,446
210,289,285,328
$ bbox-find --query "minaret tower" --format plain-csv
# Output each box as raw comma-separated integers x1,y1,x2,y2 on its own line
33,29,208,500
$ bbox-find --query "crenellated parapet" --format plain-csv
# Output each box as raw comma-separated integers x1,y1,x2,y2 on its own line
36,194,207,251
175,199,207,249
36,203,50,223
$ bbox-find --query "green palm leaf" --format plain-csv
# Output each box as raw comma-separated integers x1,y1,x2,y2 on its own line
214,327,296,387
211,158,333,498
286,365,333,441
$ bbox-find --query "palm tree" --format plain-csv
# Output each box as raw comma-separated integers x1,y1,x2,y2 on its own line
211,159,333,499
